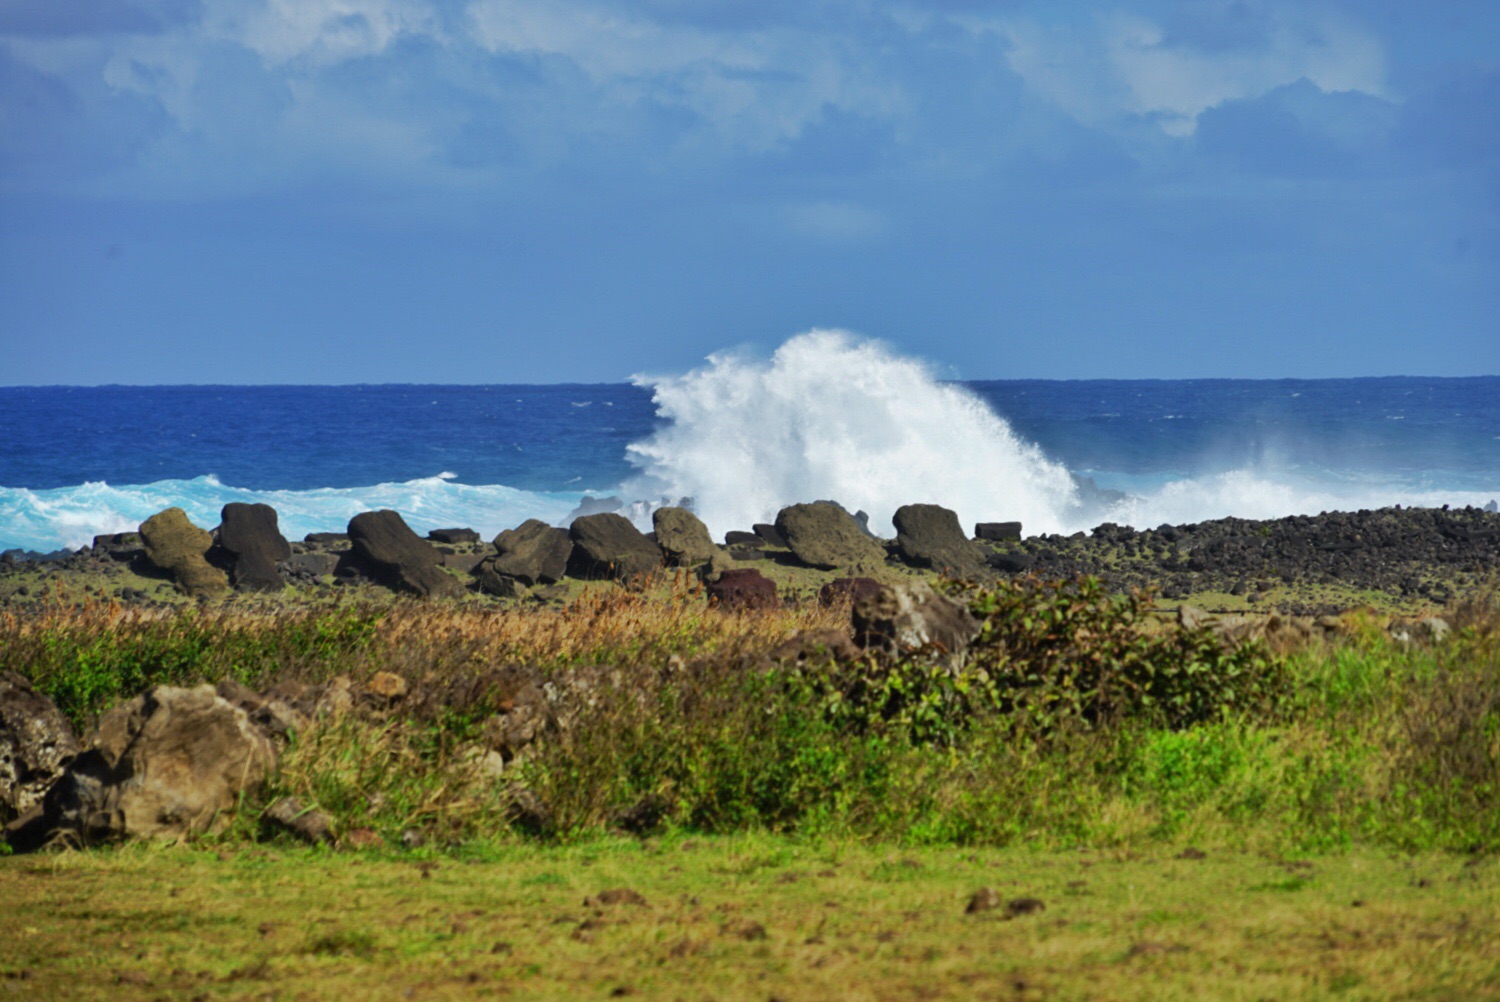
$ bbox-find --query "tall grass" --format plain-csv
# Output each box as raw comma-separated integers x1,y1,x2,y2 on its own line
4,578,1496,853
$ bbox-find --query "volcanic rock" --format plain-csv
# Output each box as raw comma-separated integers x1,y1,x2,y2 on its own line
428,528,481,545
724,531,762,547
139,507,230,597
818,576,884,608
264,796,335,845
653,507,720,567
343,510,464,598
893,504,983,575
752,524,787,548
974,521,1022,541
706,568,779,611
773,503,886,570
211,502,291,592
34,684,276,846
1,672,80,823
852,580,980,666
485,519,572,588
566,513,661,581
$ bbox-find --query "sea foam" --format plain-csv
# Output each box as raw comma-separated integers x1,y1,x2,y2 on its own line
0,475,584,553
622,329,1080,538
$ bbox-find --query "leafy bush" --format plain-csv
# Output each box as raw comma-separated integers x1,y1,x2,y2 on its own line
958,576,1290,729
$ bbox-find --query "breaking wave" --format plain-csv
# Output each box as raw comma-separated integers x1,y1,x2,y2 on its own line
622,330,1080,538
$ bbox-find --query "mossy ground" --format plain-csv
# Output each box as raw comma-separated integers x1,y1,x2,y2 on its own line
3,836,1496,1001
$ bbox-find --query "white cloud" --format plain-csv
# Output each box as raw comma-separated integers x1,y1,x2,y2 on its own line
997,5,1386,136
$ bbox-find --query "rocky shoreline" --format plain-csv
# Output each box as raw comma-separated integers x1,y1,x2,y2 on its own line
2,500,1497,616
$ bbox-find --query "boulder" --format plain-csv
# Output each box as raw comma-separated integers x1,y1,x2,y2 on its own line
34,685,275,846
724,531,762,547
566,513,661,582
210,502,290,592
428,528,481,545
706,568,779,611
139,507,230,597
852,580,980,666
773,503,887,570
92,532,144,562
818,576,884,608
343,510,464,598
652,507,720,567
893,504,983,575
304,532,349,545
490,519,572,586
1,672,81,823
974,522,1023,541
752,523,788,548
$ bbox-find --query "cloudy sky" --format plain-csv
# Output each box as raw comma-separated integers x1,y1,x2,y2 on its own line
1,0,1495,383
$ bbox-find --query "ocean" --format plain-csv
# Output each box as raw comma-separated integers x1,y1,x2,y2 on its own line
2,332,1497,553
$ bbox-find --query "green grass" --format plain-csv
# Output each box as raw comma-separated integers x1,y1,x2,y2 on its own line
2,835,1497,1000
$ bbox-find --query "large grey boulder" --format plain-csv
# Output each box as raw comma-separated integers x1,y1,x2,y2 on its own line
0,672,80,824
488,519,572,586
566,513,662,581
652,507,720,567
773,503,887,570
343,510,464,598
139,508,230,597
211,502,291,592
852,580,980,667
893,503,983,576
35,685,276,845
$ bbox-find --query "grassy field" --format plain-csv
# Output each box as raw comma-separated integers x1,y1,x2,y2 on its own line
2,577,1497,998
3,836,1497,1001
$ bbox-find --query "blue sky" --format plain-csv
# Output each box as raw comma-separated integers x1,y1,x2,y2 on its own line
1,0,1495,384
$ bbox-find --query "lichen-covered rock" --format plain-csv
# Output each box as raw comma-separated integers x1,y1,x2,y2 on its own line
37,685,276,845
652,507,720,567
893,503,983,575
852,580,980,667
343,510,464,598
139,507,230,597
1,672,80,823
566,513,661,581
211,502,291,592
773,503,887,570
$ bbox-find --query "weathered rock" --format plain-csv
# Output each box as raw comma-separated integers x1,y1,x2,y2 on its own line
1,672,81,823
475,564,529,598
566,513,661,581
652,507,720,567
893,504,983,575
975,522,1022,541
304,532,349,545
724,530,762,547
773,503,887,570
92,532,144,561
139,508,230,597
428,527,481,545
706,568,779,611
36,685,276,846
213,679,308,741
767,628,861,664
343,510,464,598
441,552,485,574
818,576,884,608
279,552,338,582
852,580,980,666
264,796,335,845
490,519,572,586
752,523,788,548
211,502,291,592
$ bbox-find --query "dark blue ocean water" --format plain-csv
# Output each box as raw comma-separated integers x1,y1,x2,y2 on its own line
2,375,1497,551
